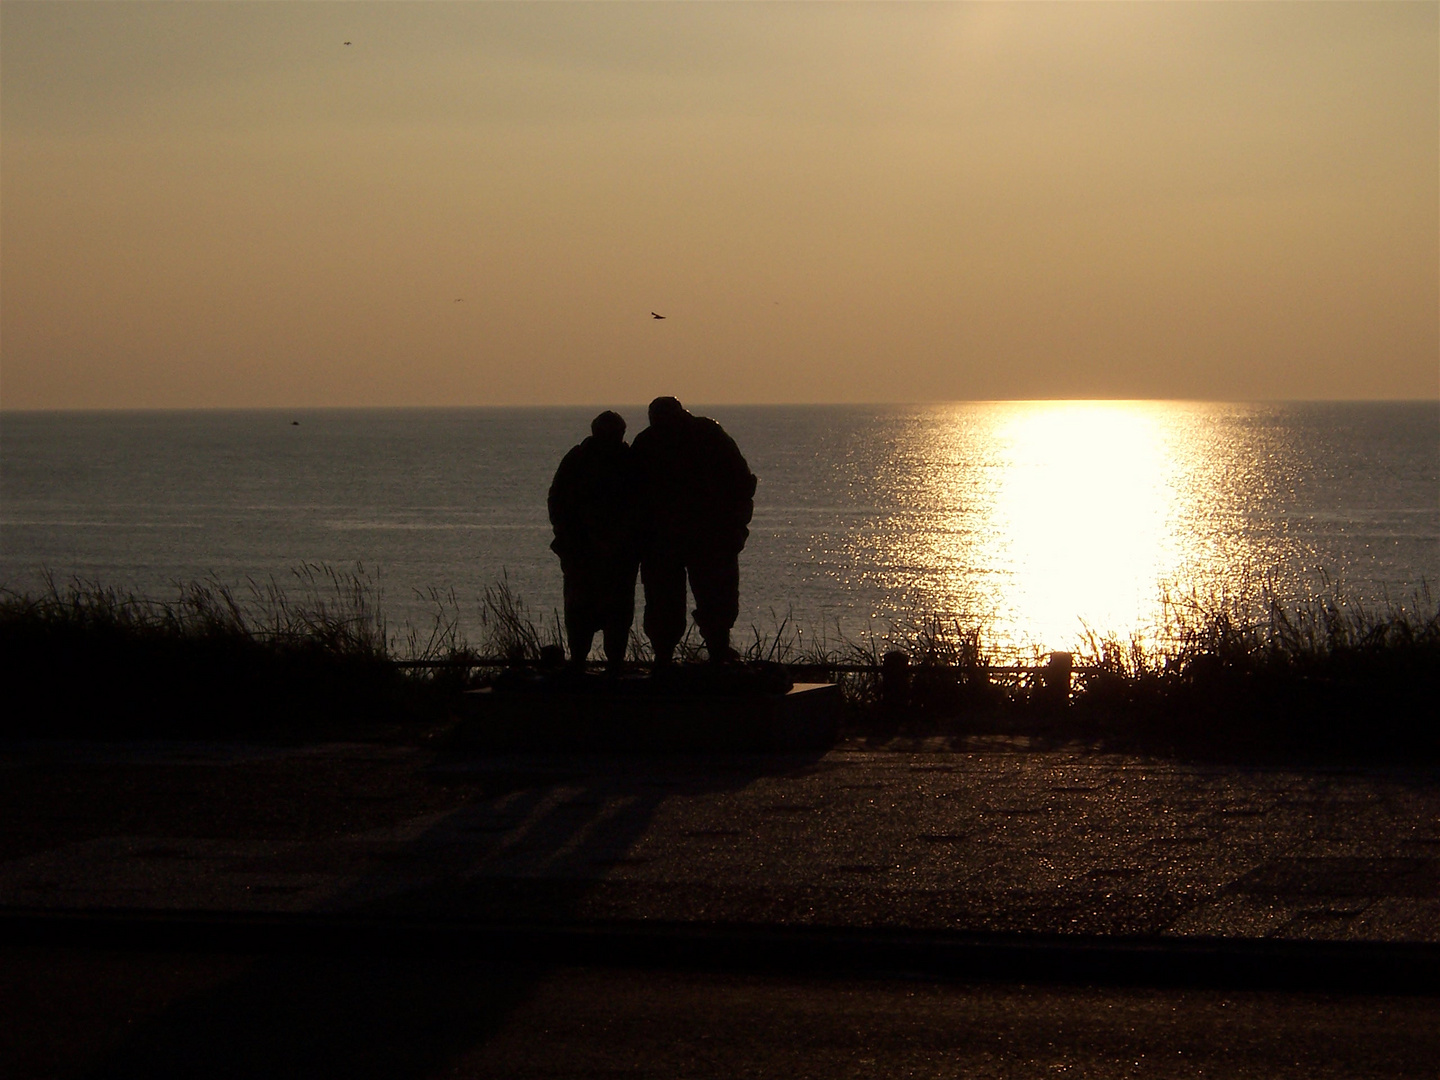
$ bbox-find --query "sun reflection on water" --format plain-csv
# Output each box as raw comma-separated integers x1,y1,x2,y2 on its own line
983,402,1180,650
871,400,1244,656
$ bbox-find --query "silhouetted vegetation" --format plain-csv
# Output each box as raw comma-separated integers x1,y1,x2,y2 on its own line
0,567,473,740
1067,587,1440,761
476,574,563,664
827,587,1440,762
3,569,1435,760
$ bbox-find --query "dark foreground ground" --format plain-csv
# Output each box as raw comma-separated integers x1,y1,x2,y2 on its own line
6,949,1439,1079
2,737,1437,1077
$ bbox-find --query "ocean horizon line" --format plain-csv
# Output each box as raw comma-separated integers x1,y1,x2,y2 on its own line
4,397,1438,416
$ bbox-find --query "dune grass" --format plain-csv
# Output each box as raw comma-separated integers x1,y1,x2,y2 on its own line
0,566,470,740
1066,586,1440,760
3,568,1435,759
820,584,1440,760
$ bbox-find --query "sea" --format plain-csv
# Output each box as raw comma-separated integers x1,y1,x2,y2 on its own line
2,402,1436,659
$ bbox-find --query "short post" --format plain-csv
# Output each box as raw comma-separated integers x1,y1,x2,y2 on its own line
881,650,911,714
1038,651,1073,711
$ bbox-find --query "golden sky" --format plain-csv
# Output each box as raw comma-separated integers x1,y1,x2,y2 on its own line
2,2,1435,408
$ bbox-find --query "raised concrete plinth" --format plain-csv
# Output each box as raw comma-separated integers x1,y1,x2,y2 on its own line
459,681,840,752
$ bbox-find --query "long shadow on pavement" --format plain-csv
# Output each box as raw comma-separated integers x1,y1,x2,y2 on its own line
81,750,820,1080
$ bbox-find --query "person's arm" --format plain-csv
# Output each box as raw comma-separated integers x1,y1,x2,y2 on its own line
547,446,582,553
710,424,756,543
722,431,756,525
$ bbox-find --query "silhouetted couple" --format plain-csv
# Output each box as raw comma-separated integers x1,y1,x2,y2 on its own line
548,397,756,671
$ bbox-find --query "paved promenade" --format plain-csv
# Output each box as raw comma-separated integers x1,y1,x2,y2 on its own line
2,739,1436,942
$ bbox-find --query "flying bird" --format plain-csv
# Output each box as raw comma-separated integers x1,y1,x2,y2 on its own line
651,312,666,319
454,298,463,302
343,41,351,46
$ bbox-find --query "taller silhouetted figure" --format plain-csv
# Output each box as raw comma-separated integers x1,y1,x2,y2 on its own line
548,411,639,671
631,397,757,664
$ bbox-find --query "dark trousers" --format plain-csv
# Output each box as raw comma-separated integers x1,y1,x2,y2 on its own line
642,547,740,661
561,556,638,665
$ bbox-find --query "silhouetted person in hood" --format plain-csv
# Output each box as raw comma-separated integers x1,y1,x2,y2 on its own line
631,396,756,664
548,410,639,671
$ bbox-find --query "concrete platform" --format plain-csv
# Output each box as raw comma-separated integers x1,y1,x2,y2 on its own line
458,681,841,752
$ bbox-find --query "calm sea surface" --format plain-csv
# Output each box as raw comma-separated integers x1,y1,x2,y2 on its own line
2,403,1436,657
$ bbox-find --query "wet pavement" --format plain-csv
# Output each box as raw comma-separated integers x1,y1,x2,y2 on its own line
2,739,1436,942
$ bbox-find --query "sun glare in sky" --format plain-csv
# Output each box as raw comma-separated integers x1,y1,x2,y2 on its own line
1,3,1435,409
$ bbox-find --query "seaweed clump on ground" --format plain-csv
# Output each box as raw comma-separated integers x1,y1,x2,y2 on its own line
0,566,476,741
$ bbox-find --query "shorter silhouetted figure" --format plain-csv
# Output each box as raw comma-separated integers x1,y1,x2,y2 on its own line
632,396,756,664
548,411,640,672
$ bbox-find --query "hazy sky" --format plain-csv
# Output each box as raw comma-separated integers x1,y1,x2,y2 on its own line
2,2,1435,408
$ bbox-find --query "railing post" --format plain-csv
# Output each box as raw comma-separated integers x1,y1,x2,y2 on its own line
1038,651,1073,711
881,650,911,714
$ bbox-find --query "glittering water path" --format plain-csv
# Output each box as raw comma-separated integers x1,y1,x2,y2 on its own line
2,402,1435,654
